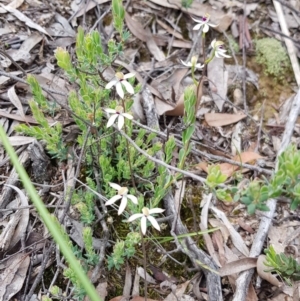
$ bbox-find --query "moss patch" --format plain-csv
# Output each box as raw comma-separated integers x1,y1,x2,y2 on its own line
255,38,291,81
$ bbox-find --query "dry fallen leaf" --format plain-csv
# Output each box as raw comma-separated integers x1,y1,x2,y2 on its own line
218,152,263,177
257,255,281,287
246,283,258,301
148,0,232,32
94,282,108,301
164,280,191,301
219,257,257,276
7,85,26,121
131,297,158,301
195,152,263,177
145,29,165,62
205,113,247,127
200,222,221,267
0,253,30,301
4,184,30,250
0,0,24,14
208,57,228,111
0,4,50,36
210,206,250,256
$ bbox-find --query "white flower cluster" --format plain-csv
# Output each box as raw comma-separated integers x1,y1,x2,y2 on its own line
105,182,164,235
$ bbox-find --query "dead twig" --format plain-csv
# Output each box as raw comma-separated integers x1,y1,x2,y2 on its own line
272,0,300,86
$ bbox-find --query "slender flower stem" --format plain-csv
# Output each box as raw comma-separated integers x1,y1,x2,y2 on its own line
191,65,198,86
121,98,136,190
141,228,148,301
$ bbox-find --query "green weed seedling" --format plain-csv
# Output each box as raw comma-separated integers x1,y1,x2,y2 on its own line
264,245,300,286
205,145,300,215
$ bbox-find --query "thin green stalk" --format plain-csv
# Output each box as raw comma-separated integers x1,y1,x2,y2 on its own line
121,98,136,190
141,229,148,301
0,126,101,301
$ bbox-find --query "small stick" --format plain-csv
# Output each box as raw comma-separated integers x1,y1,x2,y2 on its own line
273,0,300,86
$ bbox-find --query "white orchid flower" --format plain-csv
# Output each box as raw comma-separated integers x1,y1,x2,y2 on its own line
128,207,165,235
181,55,204,70
192,13,217,33
105,72,135,99
211,39,231,58
105,106,133,130
105,182,138,215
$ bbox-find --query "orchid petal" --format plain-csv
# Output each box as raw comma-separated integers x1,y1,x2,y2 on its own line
117,114,125,130
193,23,202,31
105,195,122,206
109,183,121,190
122,80,134,94
203,24,209,33
191,17,204,23
118,196,127,215
147,216,161,231
208,22,218,28
211,39,216,48
105,108,117,114
141,216,147,235
122,113,133,120
215,51,231,58
181,60,192,67
124,73,135,79
148,208,165,214
128,213,144,222
127,194,138,204
195,63,204,69
105,78,118,90
116,82,124,99
106,114,119,128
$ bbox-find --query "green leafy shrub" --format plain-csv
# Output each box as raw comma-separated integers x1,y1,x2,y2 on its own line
265,245,300,285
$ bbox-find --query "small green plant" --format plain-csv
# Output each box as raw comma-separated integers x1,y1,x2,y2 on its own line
264,245,300,285
181,0,194,9
107,232,141,270
240,181,270,214
11,2,234,298
255,38,291,80
227,35,239,55
206,145,300,214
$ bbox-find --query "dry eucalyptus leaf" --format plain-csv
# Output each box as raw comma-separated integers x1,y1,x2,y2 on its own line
208,57,228,111
131,297,158,301
0,253,30,301
7,85,25,120
218,152,263,177
200,222,221,267
0,4,50,36
95,282,108,301
4,184,29,250
146,28,165,61
219,257,257,276
5,136,36,146
0,208,21,251
0,0,24,14
257,255,281,287
72,0,110,18
210,206,250,256
164,280,191,301
205,113,247,127
137,267,156,284
123,265,132,298
1,33,43,68
148,0,232,32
